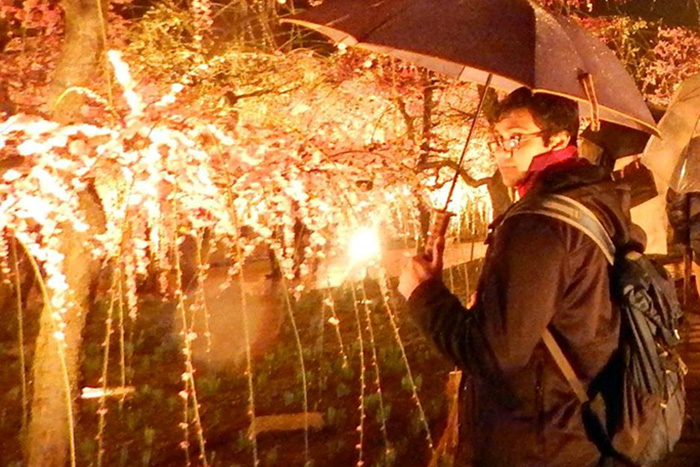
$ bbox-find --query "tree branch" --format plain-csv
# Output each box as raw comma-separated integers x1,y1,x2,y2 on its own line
415,159,490,188
225,83,301,105
392,96,415,141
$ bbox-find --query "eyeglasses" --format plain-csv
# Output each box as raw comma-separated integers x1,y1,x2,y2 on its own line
487,131,545,153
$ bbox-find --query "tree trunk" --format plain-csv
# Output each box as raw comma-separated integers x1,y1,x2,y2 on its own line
24,1,107,464
47,0,106,123
26,189,104,467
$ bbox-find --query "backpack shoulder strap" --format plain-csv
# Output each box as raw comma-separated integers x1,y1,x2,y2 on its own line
504,194,618,403
505,194,616,265
542,329,589,403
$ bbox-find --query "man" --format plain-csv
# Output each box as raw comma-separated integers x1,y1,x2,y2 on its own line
399,88,640,466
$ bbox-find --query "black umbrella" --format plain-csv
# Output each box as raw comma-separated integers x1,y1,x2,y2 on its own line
283,0,659,135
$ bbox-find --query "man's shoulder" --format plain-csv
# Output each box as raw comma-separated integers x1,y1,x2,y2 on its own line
493,207,575,251
530,174,631,247
492,193,617,263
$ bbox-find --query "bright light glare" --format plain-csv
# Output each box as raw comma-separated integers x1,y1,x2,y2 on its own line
348,227,380,264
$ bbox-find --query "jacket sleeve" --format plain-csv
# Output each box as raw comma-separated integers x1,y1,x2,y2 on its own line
407,215,570,379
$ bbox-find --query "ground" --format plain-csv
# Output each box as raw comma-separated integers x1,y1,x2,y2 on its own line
1,258,700,466
0,260,481,467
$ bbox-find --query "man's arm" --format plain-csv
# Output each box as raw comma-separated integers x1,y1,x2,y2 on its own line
400,216,569,379
407,277,497,374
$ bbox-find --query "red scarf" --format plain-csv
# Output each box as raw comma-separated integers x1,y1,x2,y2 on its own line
516,145,578,197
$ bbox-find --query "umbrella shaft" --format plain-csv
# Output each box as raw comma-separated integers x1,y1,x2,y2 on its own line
443,73,493,211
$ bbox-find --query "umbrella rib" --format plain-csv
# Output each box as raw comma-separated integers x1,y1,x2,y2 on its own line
323,1,422,46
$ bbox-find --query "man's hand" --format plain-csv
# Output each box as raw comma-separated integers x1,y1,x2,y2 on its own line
398,236,445,299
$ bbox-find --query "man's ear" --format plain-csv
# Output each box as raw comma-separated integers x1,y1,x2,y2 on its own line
547,130,572,151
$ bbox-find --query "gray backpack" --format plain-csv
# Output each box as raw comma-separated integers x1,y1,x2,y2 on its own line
507,194,687,466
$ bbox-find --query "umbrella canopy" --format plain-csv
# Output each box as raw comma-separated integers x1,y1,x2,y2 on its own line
642,74,700,192
283,0,658,135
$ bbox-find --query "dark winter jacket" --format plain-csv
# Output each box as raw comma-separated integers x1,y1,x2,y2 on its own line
407,159,639,466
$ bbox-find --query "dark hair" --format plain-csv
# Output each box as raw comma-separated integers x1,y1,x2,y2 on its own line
492,87,579,146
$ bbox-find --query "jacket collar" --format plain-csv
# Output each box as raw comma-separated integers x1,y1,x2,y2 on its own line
527,158,613,197
487,156,619,244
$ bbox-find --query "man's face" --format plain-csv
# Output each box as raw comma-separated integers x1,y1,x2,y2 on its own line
490,108,563,187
